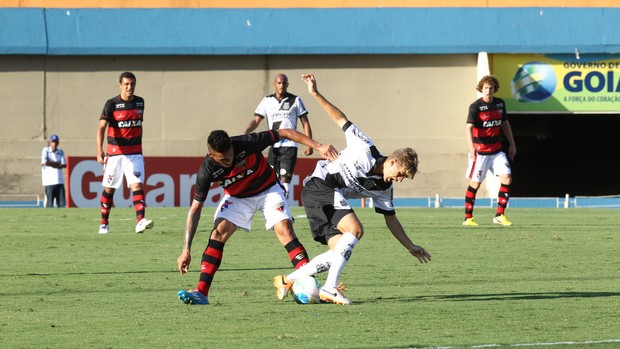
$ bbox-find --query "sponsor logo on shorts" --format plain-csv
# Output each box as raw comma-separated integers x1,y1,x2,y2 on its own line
106,174,114,184
220,200,234,212
274,201,285,213
133,171,142,178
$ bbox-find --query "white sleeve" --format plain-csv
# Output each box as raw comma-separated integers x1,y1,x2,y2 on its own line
41,148,48,165
371,187,395,213
343,123,374,150
296,97,308,117
254,97,267,118
59,149,66,165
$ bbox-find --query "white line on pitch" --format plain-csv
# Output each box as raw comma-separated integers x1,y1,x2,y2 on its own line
407,338,620,349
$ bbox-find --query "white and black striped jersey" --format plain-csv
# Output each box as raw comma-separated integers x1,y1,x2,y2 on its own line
254,92,308,148
307,121,395,214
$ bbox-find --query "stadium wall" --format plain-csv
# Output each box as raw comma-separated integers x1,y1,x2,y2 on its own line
1,6,618,202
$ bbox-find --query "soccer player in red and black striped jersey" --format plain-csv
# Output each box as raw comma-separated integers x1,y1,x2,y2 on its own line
96,72,154,235
463,75,517,227
176,128,338,305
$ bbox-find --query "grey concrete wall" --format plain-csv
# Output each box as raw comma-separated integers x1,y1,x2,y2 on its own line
0,54,478,201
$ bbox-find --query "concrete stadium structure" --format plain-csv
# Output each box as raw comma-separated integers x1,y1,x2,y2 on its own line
1,2,619,204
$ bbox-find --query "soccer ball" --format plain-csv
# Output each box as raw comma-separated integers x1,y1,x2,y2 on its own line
291,276,322,304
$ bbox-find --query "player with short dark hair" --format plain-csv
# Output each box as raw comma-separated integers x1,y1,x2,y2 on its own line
176,128,338,305
273,74,431,305
96,71,154,235
463,75,517,227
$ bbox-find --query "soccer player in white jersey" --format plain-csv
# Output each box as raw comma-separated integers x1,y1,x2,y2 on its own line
245,74,313,198
273,74,432,305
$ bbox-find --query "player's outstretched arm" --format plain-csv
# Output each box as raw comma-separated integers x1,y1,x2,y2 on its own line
299,115,314,156
244,115,262,134
301,74,349,129
177,199,204,274
384,214,432,263
277,128,338,161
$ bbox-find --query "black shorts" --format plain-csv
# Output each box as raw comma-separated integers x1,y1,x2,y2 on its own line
268,146,297,181
301,178,353,245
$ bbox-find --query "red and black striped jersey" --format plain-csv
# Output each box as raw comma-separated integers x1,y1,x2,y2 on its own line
194,130,281,201
100,95,145,156
466,97,507,155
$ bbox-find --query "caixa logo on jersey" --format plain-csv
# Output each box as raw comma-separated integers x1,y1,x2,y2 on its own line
66,157,321,208
117,120,142,128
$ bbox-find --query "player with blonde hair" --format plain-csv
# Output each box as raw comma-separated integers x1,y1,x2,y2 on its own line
273,74,431,305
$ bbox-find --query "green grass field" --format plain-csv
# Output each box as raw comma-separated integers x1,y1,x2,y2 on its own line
1,207,618,349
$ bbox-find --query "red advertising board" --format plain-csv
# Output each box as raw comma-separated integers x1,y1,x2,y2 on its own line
66,156,319,208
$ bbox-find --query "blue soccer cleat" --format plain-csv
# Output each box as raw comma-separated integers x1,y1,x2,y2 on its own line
177,289,209,305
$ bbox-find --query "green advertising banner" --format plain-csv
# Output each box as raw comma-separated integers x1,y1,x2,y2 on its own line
494,54,620,113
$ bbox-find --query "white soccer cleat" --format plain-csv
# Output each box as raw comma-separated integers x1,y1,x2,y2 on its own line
319,285,351,305
135,218,154,233
98,224,109,235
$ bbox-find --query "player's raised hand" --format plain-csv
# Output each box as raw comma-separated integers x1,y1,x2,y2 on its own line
301,74,318,95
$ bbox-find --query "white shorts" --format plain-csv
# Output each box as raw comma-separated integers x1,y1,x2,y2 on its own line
465,152,511,183
214,184,292,231
102,154,145,189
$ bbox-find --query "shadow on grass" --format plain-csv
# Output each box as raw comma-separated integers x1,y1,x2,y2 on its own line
369,291,620,303
0,266,286,278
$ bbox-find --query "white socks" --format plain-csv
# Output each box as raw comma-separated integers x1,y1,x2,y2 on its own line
287,250,334,281
282,182,290,199
324,232,359,289
286,232,359,290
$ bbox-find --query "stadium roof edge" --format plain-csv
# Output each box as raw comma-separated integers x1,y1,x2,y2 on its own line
2,8,620,55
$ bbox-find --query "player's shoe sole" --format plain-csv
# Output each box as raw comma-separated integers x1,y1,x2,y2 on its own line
177,289,209,305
